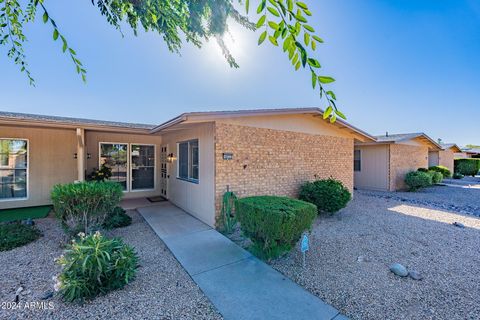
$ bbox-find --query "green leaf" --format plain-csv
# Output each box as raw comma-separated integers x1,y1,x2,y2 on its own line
311,72,317,89
295,13,307,23
69,48,76,55
313,35,324,43
336,110,346,120
330,113,337,123
269,35,278,46
295,61,301,70
258,31,267,45
268,21,279,30
307,58,320,68
42,12,48,23
326,90,336,100
304,25,315,33
323,106,333,119
257,0,266,14
304,33,310,46
246,0,250,14
287,0,293,11
318,76,335,83
53,29,59,41
267,6,280,17
256,15,266,28
297,2,308,10
311,40,316,51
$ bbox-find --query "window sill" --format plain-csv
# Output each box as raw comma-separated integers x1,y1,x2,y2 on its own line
176,177,199,184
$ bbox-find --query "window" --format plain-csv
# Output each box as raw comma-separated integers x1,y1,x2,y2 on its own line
131,145,155,190
100,143,128,190
354,149,361,172
0,139,28,200
177,140,199,182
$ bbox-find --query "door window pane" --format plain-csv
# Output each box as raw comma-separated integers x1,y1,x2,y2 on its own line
0,139,28,200
100,143,128,190
131,145,155,190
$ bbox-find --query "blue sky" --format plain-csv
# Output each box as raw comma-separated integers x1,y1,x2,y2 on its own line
1,0,479,145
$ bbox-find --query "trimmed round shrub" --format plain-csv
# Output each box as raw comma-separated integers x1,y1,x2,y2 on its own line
405,171,432,191
0,223,41,251
417,168,429,173
299,178,351,214
429,171,443,184
453,172,464,179
455,159,480,177
51,182,123,235
56,232,139,302
103,207,132,230
235,196,317,260
428,165,451,178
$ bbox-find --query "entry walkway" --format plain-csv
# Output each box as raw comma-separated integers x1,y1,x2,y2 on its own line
138,202,347,320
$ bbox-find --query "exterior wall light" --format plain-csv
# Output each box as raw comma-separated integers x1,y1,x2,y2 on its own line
167,153,177,163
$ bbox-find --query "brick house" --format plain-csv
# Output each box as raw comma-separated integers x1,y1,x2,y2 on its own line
0,108,374,227
354,133,442,191
428,143,462,173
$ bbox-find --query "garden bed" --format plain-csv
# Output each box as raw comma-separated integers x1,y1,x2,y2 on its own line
0,210,222,319
269,192,480,319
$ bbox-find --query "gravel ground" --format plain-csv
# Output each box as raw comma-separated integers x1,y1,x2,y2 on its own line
0,210,222,320
270,192,480,320
358,183,480,216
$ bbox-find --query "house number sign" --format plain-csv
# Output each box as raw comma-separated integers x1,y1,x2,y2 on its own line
223,153,233,160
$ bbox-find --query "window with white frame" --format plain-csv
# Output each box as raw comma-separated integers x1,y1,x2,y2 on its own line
354,149,361,172
99,143,128,190
0,139,28,200
177,140,199,182
131,144,155,190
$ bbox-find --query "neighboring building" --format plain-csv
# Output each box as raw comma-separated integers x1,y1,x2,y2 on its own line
455,147,480,159
354,133,442,191
428,143,462,173
0,108,374,227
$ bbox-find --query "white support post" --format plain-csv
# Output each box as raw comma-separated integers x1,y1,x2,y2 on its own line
76,128,85,182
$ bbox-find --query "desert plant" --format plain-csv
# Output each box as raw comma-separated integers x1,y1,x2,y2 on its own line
56,232,138,303
429,171,444,184
299,178,351,214
453,172,464,179
454,159,480,177
218,190,238,234
428,165,452,178
235,196,317,260
0,223,41,251
87,165,113,182
405,171,432,191
103,207,132,230
51,182,123,235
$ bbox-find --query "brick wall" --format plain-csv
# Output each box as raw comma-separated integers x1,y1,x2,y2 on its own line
438,150,455,173
214,123,354,221
389,144,428,191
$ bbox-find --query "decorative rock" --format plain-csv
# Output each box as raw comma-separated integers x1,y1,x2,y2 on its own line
22,218,35,226
41,291,54,300
389,263,408,277
453,222,465,228
409,270,423,280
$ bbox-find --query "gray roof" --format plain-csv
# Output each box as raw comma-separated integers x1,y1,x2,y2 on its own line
439,143,461,151
374,132,426,143
0,111,155,130
462,147,480,154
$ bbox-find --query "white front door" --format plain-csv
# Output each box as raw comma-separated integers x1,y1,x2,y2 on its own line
160,145,168,198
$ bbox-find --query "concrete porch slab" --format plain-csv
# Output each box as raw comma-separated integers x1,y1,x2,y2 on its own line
120,197,158,210
193,256,340,320
137,204,210,238
163,229,251,276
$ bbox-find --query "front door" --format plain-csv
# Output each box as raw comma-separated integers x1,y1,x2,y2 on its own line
160,145,168,198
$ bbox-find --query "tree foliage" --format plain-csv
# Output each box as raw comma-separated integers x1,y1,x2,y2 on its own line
0,0,343,120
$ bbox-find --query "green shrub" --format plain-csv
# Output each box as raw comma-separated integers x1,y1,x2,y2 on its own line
429,171,444,184
417,168,429,173
428,165,451,178
0,223,41,251
454,159,480,176
103,207,132,230
236,196,317,260
87,164,113,182
405,171,432,191
453,172,464,179
56,232,138,303
51,182,123,235
298,179,351,214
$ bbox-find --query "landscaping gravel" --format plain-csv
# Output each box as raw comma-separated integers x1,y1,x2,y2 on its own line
270,192,480,320
358,184,480,216
0,211,222,320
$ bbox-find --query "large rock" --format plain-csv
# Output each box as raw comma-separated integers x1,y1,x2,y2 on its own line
390,263,408,277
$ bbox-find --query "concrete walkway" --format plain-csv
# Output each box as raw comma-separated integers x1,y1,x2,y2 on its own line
138,202,347,320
